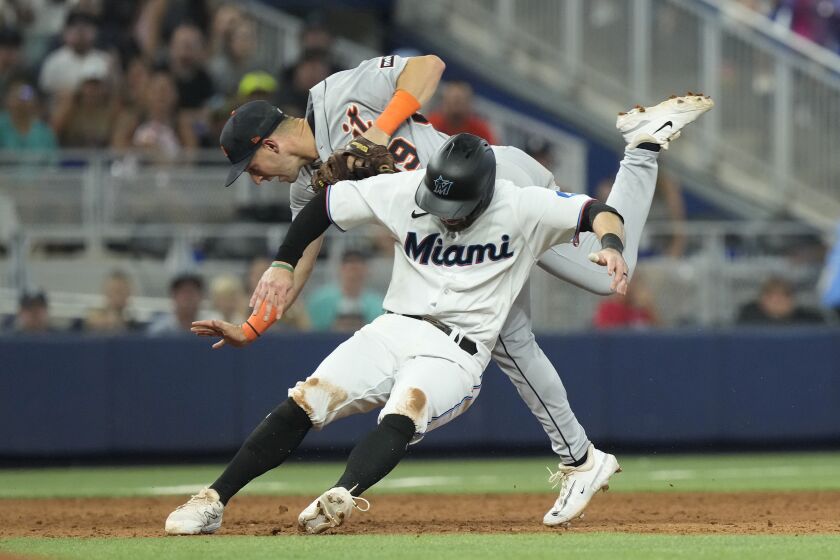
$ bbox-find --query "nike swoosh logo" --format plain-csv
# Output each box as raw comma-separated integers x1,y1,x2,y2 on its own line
654,120,673,134
411,210,429,218
579,486,586,495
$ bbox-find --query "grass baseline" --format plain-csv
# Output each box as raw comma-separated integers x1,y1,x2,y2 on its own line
3,534,840,560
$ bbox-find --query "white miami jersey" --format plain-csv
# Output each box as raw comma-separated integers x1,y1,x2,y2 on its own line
290,55,554,219
326,169,592,348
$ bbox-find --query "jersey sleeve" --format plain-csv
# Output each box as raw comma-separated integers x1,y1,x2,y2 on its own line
516,187,593,257
326,169,421,231
326,55,410,112
290,174,316,221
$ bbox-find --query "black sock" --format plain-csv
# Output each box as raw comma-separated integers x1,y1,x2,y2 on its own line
211,398,312,505
637,142,661,152
335,414,416,496
566,450,589,468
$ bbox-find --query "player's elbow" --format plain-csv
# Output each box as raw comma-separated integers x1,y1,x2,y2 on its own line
420,54,446,79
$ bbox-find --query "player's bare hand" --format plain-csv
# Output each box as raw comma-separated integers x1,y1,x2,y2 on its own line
191,319,249,350
361,126,390,146
249,263,295,321
588,249,629,295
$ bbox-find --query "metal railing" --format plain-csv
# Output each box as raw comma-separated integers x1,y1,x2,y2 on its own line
396,0,840,231
2,216,831,330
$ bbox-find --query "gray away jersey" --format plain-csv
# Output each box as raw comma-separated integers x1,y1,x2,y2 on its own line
289,55,554,220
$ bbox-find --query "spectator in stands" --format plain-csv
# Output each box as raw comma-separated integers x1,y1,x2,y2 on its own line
209,4,244,58
0,78,57,151
167,23,215,110
38,10,112,98
208,15,259,97
770,0,840,52
306,250,383,332
148,273,206,335
237,71,278,103
85,270,143,333
819,221,840,320
209,274,248,324
117,56,151,113
593,270,660,329
14,291,51,334
50,58,119,147
278,17,341,85
0,27,25,101
111,68,197,154
737,276,826,325
525,137,555,174
275,49,332,116
247,256,310,331
428,81,498,145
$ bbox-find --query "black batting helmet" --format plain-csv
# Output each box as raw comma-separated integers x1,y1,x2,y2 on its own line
415,133,496,228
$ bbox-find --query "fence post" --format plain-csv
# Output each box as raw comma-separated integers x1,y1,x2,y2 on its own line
631,0,651,103
700,11,722,166
564,0,583,89
773,59,793,210
496,0,514,58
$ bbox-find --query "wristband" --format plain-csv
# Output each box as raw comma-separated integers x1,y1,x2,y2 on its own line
374,89,421,136
270,262,295,273
600,233,624,254
241,300,278,342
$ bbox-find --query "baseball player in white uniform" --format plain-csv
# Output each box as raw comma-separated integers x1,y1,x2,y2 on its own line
183,54,712,527
166,133,629,535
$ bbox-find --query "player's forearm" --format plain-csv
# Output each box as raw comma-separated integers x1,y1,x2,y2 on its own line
396,55,446,106
286,234,324,307
274,191,332,267
592,212,625,243
366,55,445,145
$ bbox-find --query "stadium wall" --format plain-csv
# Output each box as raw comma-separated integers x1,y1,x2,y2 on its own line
2,330,838,458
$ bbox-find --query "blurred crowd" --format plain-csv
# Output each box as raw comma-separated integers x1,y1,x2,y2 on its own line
740,0,840,54
3,246,388,336
0,0,838,336
0,0,344,156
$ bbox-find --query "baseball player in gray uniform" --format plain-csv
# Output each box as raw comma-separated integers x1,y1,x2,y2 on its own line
202,54,713,526
166,133,629,535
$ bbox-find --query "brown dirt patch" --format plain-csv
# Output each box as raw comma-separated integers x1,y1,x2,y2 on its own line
2,492,839,538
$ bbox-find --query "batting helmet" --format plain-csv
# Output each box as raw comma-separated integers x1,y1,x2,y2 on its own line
415,133,496,230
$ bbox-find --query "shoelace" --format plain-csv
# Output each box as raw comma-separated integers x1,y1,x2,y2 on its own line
346,485,371,512
351,495,371,512
176,489,215,511
546,465,575,492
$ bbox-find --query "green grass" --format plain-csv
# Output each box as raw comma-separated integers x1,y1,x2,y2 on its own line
1,452,839,499
2,534,840,560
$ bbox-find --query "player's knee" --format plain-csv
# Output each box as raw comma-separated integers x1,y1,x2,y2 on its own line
289,376,348,426
391,387,428,427
380,413,417,440
275,397,312,430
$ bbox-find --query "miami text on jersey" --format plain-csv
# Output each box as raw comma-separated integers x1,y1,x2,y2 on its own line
404,232,514,266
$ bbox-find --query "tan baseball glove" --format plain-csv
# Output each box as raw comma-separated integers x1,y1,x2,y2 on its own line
311,136,396,191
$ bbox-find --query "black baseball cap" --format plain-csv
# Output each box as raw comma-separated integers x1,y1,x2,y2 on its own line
220,100,286,187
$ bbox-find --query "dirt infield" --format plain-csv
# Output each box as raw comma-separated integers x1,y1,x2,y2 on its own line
3,492,840,537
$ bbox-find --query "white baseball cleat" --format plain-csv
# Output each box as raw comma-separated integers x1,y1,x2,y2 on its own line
297,487,370,535
165,487,225,535
543,444,621,527
617,92,714,150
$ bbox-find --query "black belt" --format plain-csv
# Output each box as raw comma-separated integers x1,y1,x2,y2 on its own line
386,311,478,356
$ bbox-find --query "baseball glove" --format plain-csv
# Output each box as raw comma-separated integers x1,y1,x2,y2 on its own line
311,136,396,191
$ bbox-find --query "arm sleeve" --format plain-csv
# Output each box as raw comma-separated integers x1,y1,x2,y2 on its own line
516,187,594,256
274,190,332,266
